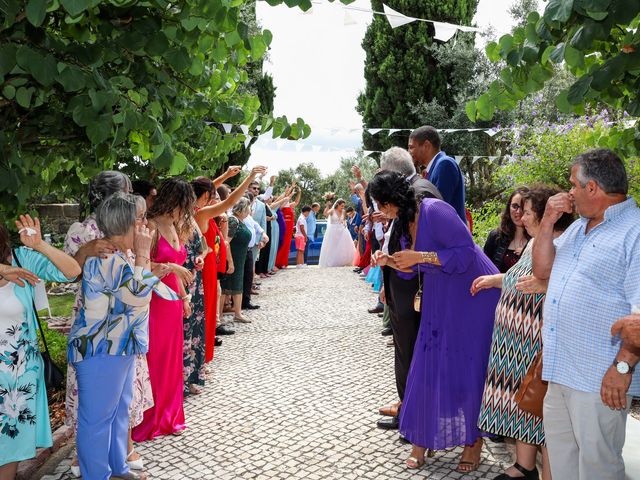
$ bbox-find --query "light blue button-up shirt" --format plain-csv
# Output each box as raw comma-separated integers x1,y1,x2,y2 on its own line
542,198,640,395
306,210,317,241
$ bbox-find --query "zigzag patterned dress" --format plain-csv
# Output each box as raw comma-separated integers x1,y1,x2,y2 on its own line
477,243,545,445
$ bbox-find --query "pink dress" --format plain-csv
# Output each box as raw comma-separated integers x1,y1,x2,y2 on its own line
132,236,187,441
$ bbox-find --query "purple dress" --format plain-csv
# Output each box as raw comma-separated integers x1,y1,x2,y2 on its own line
399,198,500,450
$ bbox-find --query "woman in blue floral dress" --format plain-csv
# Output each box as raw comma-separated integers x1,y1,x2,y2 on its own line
0,216,80,480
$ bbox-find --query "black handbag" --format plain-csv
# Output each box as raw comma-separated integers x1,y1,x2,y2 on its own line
12,249,65,389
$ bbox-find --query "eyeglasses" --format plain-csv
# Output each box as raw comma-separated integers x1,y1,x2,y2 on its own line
136,212,147,221
510,203,523,211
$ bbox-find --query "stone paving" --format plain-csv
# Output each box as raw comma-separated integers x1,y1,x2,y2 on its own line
39,266,514,480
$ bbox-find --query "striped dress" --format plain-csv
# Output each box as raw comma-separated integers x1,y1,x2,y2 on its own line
477,244,546,445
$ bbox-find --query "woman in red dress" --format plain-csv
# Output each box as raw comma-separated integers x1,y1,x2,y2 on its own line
192,167,267,362
275,188,301,268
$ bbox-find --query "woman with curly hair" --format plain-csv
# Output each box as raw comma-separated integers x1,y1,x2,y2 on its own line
132,177,196,441
370,171,500,473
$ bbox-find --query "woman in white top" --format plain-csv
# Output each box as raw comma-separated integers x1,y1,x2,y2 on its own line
318,199,357,268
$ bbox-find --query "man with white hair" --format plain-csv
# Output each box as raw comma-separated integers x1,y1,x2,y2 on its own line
376,147,441,431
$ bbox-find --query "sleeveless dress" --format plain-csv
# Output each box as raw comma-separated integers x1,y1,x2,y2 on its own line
268,208,280,272
203,219,224,363
275,206,295,268
183,231,206,391
132,236,187,441
220,216,252,295
318,211,356,268
477,243,545,444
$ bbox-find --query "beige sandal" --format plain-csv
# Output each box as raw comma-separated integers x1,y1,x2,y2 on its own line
406,456,425,469
234,316,252,323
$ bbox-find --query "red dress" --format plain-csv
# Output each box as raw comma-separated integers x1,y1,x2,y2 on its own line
203,219,225,363
275,206,295,268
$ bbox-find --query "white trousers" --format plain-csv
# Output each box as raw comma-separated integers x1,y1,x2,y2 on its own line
543,382,630,480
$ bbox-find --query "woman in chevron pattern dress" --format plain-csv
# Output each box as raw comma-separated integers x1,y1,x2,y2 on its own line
472,185,575,480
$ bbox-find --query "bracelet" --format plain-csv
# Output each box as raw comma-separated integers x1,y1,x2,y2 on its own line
137,255,150,263
420,251,439,264
181,294,192,302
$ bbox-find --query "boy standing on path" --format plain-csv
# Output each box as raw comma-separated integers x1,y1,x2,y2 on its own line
295,206,311,267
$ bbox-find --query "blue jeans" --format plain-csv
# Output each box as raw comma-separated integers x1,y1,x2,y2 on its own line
75,355,135,480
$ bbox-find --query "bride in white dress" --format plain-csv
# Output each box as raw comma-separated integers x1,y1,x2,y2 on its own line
319,198,357,268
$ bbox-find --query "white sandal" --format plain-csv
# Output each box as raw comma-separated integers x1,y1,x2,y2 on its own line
127,449,144,470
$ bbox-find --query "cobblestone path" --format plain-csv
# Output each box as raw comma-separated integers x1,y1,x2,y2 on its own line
42,266,513,480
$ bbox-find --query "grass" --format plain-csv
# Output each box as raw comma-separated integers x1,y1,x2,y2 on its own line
38,292,75,317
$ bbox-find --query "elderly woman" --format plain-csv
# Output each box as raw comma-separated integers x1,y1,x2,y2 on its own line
472,185,574,480
370,171,500,473
220,197,253,323
0,216,80,480
68,192,177,480
64,171,155,476
483,187,531,273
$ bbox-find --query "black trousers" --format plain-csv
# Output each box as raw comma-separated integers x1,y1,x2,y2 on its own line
241,249,254,307
255,222,271,274
383,266,421,401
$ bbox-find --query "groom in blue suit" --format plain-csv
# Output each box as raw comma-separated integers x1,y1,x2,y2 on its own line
408,126,466,223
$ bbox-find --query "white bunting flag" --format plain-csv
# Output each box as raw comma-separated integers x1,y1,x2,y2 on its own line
221,123,232,134
433,22,458,42
367,128,383,135
382,4,416,29
240,125,249,135
485,128,501,137
454,156,464,164
244,136,251,149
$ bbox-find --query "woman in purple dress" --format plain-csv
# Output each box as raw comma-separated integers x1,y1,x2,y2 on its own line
370,171,500,473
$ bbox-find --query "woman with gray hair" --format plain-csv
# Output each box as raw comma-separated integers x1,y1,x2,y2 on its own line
68,192,177,480
220,197,253,322
63,171,156,476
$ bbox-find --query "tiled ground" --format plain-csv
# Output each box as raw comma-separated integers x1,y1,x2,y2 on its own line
39,266,513,479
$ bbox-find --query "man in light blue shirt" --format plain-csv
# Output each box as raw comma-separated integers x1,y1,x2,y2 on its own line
533,149,640,480
304,203,319,263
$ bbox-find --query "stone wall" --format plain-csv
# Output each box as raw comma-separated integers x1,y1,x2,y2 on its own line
34,203,80,244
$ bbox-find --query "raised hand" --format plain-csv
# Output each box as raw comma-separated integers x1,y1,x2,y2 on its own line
15,214,43,250
250,165,268,178
543,193,574,225
134,224,154,258
351,165,362,179
225,165,242,178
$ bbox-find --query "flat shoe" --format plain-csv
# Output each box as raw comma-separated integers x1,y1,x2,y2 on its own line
376,416,399,430
127,449,144,470
234,316,252,323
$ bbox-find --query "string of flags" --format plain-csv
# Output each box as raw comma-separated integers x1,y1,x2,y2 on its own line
271,1,482,42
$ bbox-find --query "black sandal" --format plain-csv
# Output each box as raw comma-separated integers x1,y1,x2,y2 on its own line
493,463,539,480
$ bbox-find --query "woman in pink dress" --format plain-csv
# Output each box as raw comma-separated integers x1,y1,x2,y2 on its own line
132,178,196,441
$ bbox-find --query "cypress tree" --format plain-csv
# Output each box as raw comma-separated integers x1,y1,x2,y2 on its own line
357,0,478,152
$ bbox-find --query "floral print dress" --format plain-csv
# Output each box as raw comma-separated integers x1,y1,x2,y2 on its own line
183,231,206,392
1,248,73,465
63,216,155,429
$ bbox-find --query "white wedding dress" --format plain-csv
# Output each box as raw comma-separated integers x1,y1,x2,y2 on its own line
319,211,357,268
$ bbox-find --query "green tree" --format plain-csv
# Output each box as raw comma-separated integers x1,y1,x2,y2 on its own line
0,0,351,217
466,0,640,156
356,0,478,152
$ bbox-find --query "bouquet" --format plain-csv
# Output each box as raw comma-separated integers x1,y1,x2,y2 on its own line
323,191,336,202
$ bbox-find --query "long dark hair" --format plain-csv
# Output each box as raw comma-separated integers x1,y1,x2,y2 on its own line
147,177,196,242
368,171,419,253
0,225,11,265
498,187,531,241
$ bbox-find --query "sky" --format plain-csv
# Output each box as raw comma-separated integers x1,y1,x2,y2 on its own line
247,0,525,176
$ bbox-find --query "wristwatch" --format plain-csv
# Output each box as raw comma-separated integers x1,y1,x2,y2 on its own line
614,360,634,375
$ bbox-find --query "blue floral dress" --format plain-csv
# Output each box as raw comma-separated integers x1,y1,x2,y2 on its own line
0,247,74,465
183,231,206,391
